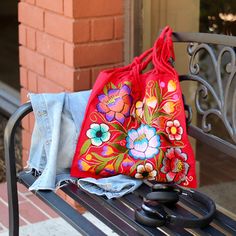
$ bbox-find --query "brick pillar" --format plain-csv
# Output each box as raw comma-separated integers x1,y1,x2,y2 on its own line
18,0,124,165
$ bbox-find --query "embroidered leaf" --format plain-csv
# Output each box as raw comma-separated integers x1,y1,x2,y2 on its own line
130,160,143,174
155,82,162,104
156,131,166,136
114,154,124,172
152,111,171,120
111,82,117,89
111,143,127,153
173,141,185,147
123,81,132,86
91,152,108,162
110,123,126,133
115,133,126,142
134,114,142,125
80,139,91,155
161,134,176,147
152,112,159,120
157,149,164,170
103,85,108,95
95,162,107,175
144,103,151,124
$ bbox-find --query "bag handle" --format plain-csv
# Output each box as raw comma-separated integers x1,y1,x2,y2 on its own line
152,26,175,75
131,26,175,75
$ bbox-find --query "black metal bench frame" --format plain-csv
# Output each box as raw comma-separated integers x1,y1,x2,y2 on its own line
4,32,236,236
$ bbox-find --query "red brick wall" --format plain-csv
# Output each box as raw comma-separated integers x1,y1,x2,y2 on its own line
19,0,124,165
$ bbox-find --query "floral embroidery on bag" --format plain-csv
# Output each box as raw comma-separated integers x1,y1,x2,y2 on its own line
165,120,183,141
135,163,157,180
160,148,189,184
71,26,196,188
126,124,160,160
146,96,158,109
77,79,191,184
135,101,144,118
96,84,132,124
86,123,111,146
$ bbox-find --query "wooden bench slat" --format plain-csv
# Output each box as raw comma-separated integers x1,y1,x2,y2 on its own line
18,172,106,236
62,184,141,236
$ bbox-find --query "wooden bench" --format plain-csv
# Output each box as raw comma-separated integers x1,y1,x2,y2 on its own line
4,32,236,236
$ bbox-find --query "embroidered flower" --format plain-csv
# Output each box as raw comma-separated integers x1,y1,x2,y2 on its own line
161,148,189,184
172,94,179,101
97,84,132,124
146,96,157,109
85,154,92,160
160,82,165,88
126,124,160,160
163,102,175,113
78,160,91,172
167,80,176,92
122,157,134,167
135,101,144,118
104,164,115,174
165,120,183,140
86,123,110,146
101,146,113,156
135,163,157,180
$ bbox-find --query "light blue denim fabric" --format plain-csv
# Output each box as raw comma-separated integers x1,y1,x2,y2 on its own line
78,175,142,199
27,91,91,191
27,91,143,198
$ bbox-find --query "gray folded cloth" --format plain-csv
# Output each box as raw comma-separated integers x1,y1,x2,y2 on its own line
77,175,143,199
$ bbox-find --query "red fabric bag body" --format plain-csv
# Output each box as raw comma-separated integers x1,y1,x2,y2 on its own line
71,26,197,188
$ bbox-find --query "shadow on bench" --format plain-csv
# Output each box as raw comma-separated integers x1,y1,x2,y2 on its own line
4,32,236,236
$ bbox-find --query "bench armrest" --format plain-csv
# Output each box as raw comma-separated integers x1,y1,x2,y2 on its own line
4,102,32,235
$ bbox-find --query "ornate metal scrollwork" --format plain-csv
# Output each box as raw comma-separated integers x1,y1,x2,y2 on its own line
185,41,236,143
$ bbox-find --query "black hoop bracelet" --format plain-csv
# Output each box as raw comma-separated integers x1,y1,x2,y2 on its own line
135,183,216,228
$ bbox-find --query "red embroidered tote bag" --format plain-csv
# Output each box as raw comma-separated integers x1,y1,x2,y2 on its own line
71,26,197,188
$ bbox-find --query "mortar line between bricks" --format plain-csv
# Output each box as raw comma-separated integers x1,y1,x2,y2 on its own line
18,199,29,204
19,215,31,225
21,37,124,53
18,191,52,219
75,62,125,71
54,11,124,20
72,14,125,21
73,39,124,46
0,222,7,232
0,197,30,225
0,198,8,206
45,10,124,21
19,22,124,45
20,1,124,20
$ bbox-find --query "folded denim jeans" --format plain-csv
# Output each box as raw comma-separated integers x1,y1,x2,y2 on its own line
78,175,142,199
27,91,142,198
